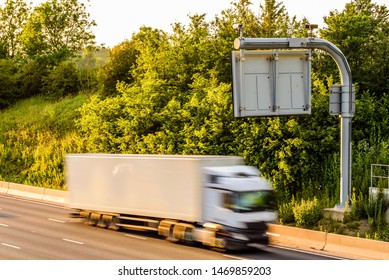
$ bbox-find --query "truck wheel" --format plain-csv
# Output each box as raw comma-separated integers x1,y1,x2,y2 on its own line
215,237,227,249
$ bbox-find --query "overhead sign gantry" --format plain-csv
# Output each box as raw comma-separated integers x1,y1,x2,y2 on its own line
232,36,355,208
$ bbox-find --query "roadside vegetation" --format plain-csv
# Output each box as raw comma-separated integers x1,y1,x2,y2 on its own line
1,0,389,240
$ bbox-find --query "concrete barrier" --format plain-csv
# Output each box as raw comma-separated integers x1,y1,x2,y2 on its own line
7,182,45,200
43,188,68,204
0,181,9,194
325,233,389,260
0,182,67,204
267,223,327,251
267,224,389,259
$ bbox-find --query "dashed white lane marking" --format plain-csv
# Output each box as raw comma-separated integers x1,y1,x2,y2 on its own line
124,234,147,240
48,218,65,223
0,223,9,227
223,254,248,260
62,238,84,245
2,243,21,250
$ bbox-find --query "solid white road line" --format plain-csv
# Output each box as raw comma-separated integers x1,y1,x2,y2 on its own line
1,243,21,250
0,223,9,227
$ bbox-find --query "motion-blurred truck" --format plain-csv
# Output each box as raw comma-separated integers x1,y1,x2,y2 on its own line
66,154,276,250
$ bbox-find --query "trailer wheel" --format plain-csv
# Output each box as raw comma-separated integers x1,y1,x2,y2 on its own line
172,224,185,241
96,214,112,228
108,216,120,231
158,220,179,242
173,223,195,243
84,212,97,226
182,225,196,245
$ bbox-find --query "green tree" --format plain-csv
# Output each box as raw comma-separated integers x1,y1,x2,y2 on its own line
259,0,298,37
0,0,30,58
319,0,389,96
97,39,139,96
0,58,19,108
20,0,96,64
76,46,107,93
17,59,47,98
43,60,80,98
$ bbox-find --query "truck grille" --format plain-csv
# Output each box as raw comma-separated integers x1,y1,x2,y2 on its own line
246,221,267,231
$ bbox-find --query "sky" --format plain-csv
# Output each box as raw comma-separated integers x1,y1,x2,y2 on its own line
1,0,388,47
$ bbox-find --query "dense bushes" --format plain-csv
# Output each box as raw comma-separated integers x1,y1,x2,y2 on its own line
43,61,81,98
278,197,324,227
0,59,19,108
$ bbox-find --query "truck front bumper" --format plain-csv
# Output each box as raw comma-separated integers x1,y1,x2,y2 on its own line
220,221,269,250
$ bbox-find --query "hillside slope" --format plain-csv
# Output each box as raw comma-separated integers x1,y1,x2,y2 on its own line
0,94,89,189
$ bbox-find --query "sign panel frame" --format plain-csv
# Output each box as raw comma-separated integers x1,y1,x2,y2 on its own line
232,50,312,117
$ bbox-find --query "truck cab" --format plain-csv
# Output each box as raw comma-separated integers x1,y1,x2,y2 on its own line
202,165,277,250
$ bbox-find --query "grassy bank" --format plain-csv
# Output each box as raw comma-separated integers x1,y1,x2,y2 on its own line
0,94,89,189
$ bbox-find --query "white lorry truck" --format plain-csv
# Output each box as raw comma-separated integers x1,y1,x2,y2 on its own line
66,154,276,250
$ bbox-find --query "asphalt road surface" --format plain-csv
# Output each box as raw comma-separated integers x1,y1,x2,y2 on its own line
0,194,338,260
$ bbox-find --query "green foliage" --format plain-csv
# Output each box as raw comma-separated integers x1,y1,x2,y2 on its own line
278,197,326,228
292,197,323,227
0,0,30,58
353,92,389,144
364,189,389,228
278,197,296,225
20,0,96,65
377,224,389,242
75,47,108,93
259,0,301,37
0,58,19,108
97,40,137,96
343,189,367,222
0,95,88,189
17,59,47,98
43,60,80,98
343,186,389,236
76,71,235,156
319,0,389,96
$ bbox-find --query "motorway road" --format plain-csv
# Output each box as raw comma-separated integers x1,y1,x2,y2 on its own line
0,194,338,260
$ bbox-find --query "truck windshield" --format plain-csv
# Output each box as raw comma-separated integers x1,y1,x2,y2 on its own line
224,191,276,213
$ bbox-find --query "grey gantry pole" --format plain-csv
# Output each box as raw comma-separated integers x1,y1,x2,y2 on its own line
234,38,353,208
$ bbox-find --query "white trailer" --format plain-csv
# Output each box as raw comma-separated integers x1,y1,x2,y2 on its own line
66,154,276,250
